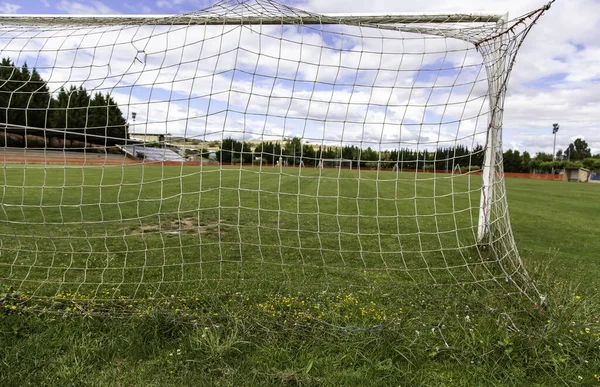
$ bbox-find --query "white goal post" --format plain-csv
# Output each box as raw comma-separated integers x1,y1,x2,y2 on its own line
0,0,553,314
318,158,352,170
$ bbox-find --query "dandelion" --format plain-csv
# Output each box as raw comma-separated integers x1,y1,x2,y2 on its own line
575,295,581,300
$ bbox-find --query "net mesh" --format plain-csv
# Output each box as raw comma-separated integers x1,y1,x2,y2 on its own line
0,0,551,316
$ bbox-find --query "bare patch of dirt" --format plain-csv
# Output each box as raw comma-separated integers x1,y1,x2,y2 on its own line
131,218,223,237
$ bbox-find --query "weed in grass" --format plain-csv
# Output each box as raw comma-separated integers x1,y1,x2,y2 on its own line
189,324,249,360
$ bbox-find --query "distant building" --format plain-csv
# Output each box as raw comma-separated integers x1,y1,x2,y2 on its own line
563,167,590,182
129,132,170,144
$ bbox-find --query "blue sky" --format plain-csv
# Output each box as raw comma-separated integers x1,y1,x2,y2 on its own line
1,0,599,154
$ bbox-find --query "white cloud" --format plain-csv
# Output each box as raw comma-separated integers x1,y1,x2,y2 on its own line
0,22,513,150
0,2,20,13
2,0,599,154
293,0,600,153
55,0,117,14
155,0,207,11
40,0,51,7
155,0,177,8
124,3,154,14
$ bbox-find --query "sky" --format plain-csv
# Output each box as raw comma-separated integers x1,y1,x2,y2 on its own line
1,0,599,155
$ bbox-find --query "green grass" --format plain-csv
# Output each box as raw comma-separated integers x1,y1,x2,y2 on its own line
506,178,600,286
0,165,510,300
1,166,599,386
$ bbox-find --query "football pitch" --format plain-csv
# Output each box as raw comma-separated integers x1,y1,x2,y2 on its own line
0,165,506,302
1,165,599,386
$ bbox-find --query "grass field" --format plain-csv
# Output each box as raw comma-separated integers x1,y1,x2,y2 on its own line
1,165,599,386
0,165,521,299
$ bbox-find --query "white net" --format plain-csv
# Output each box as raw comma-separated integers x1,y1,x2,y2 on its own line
0,0,552,317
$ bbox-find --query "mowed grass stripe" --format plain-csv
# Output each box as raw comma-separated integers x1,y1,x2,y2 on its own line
0,165,500,297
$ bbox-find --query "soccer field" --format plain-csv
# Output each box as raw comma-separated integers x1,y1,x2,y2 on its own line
1,165,519,306
1,166,599,386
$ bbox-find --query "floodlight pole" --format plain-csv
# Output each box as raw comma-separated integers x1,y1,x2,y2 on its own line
551,123,559,174
130,112,136,143
477,13,508,245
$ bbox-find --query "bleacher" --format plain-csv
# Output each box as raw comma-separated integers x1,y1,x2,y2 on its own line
120,145,186,162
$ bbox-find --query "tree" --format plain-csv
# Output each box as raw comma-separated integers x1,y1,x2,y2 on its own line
555,149,563,160
0,58,51,129
219,138,251,164
341,145,354,161
582,158,600,172
302,143,316,165
534,152,553,162
49,86,91,131
285,137,302,166
89,92,129,143
0,57,129,147
564,138,591,161
359,147,378,168
503,149,523,172
521,151,532,172
48,86,128,145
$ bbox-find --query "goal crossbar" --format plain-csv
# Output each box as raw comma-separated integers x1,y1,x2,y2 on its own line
0,13,507,27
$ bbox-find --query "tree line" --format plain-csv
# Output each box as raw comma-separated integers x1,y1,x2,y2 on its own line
219,138,485,170
0,58,128,147
503,138,600,173
2,57,597,170
219,137,600,172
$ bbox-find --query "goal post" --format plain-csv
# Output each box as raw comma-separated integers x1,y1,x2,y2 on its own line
477,14,508,245
0,0,553,316
319,158,352,170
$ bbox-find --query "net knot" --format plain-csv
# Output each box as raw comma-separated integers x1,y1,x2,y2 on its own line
543,0,555,11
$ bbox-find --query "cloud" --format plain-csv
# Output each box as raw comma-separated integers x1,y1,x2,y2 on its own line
292,0,600,153
0,2,20,13
2,0,599,154
124,3,154,14
155,0,179,8
155,0,208,11
54,0,117,14
0,20,515,151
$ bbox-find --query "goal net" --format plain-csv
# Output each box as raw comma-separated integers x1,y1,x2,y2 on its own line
0,0,552,319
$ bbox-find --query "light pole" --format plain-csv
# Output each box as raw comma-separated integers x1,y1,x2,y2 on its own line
129,111,136,144
552,123,559,174
552,123,559,159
